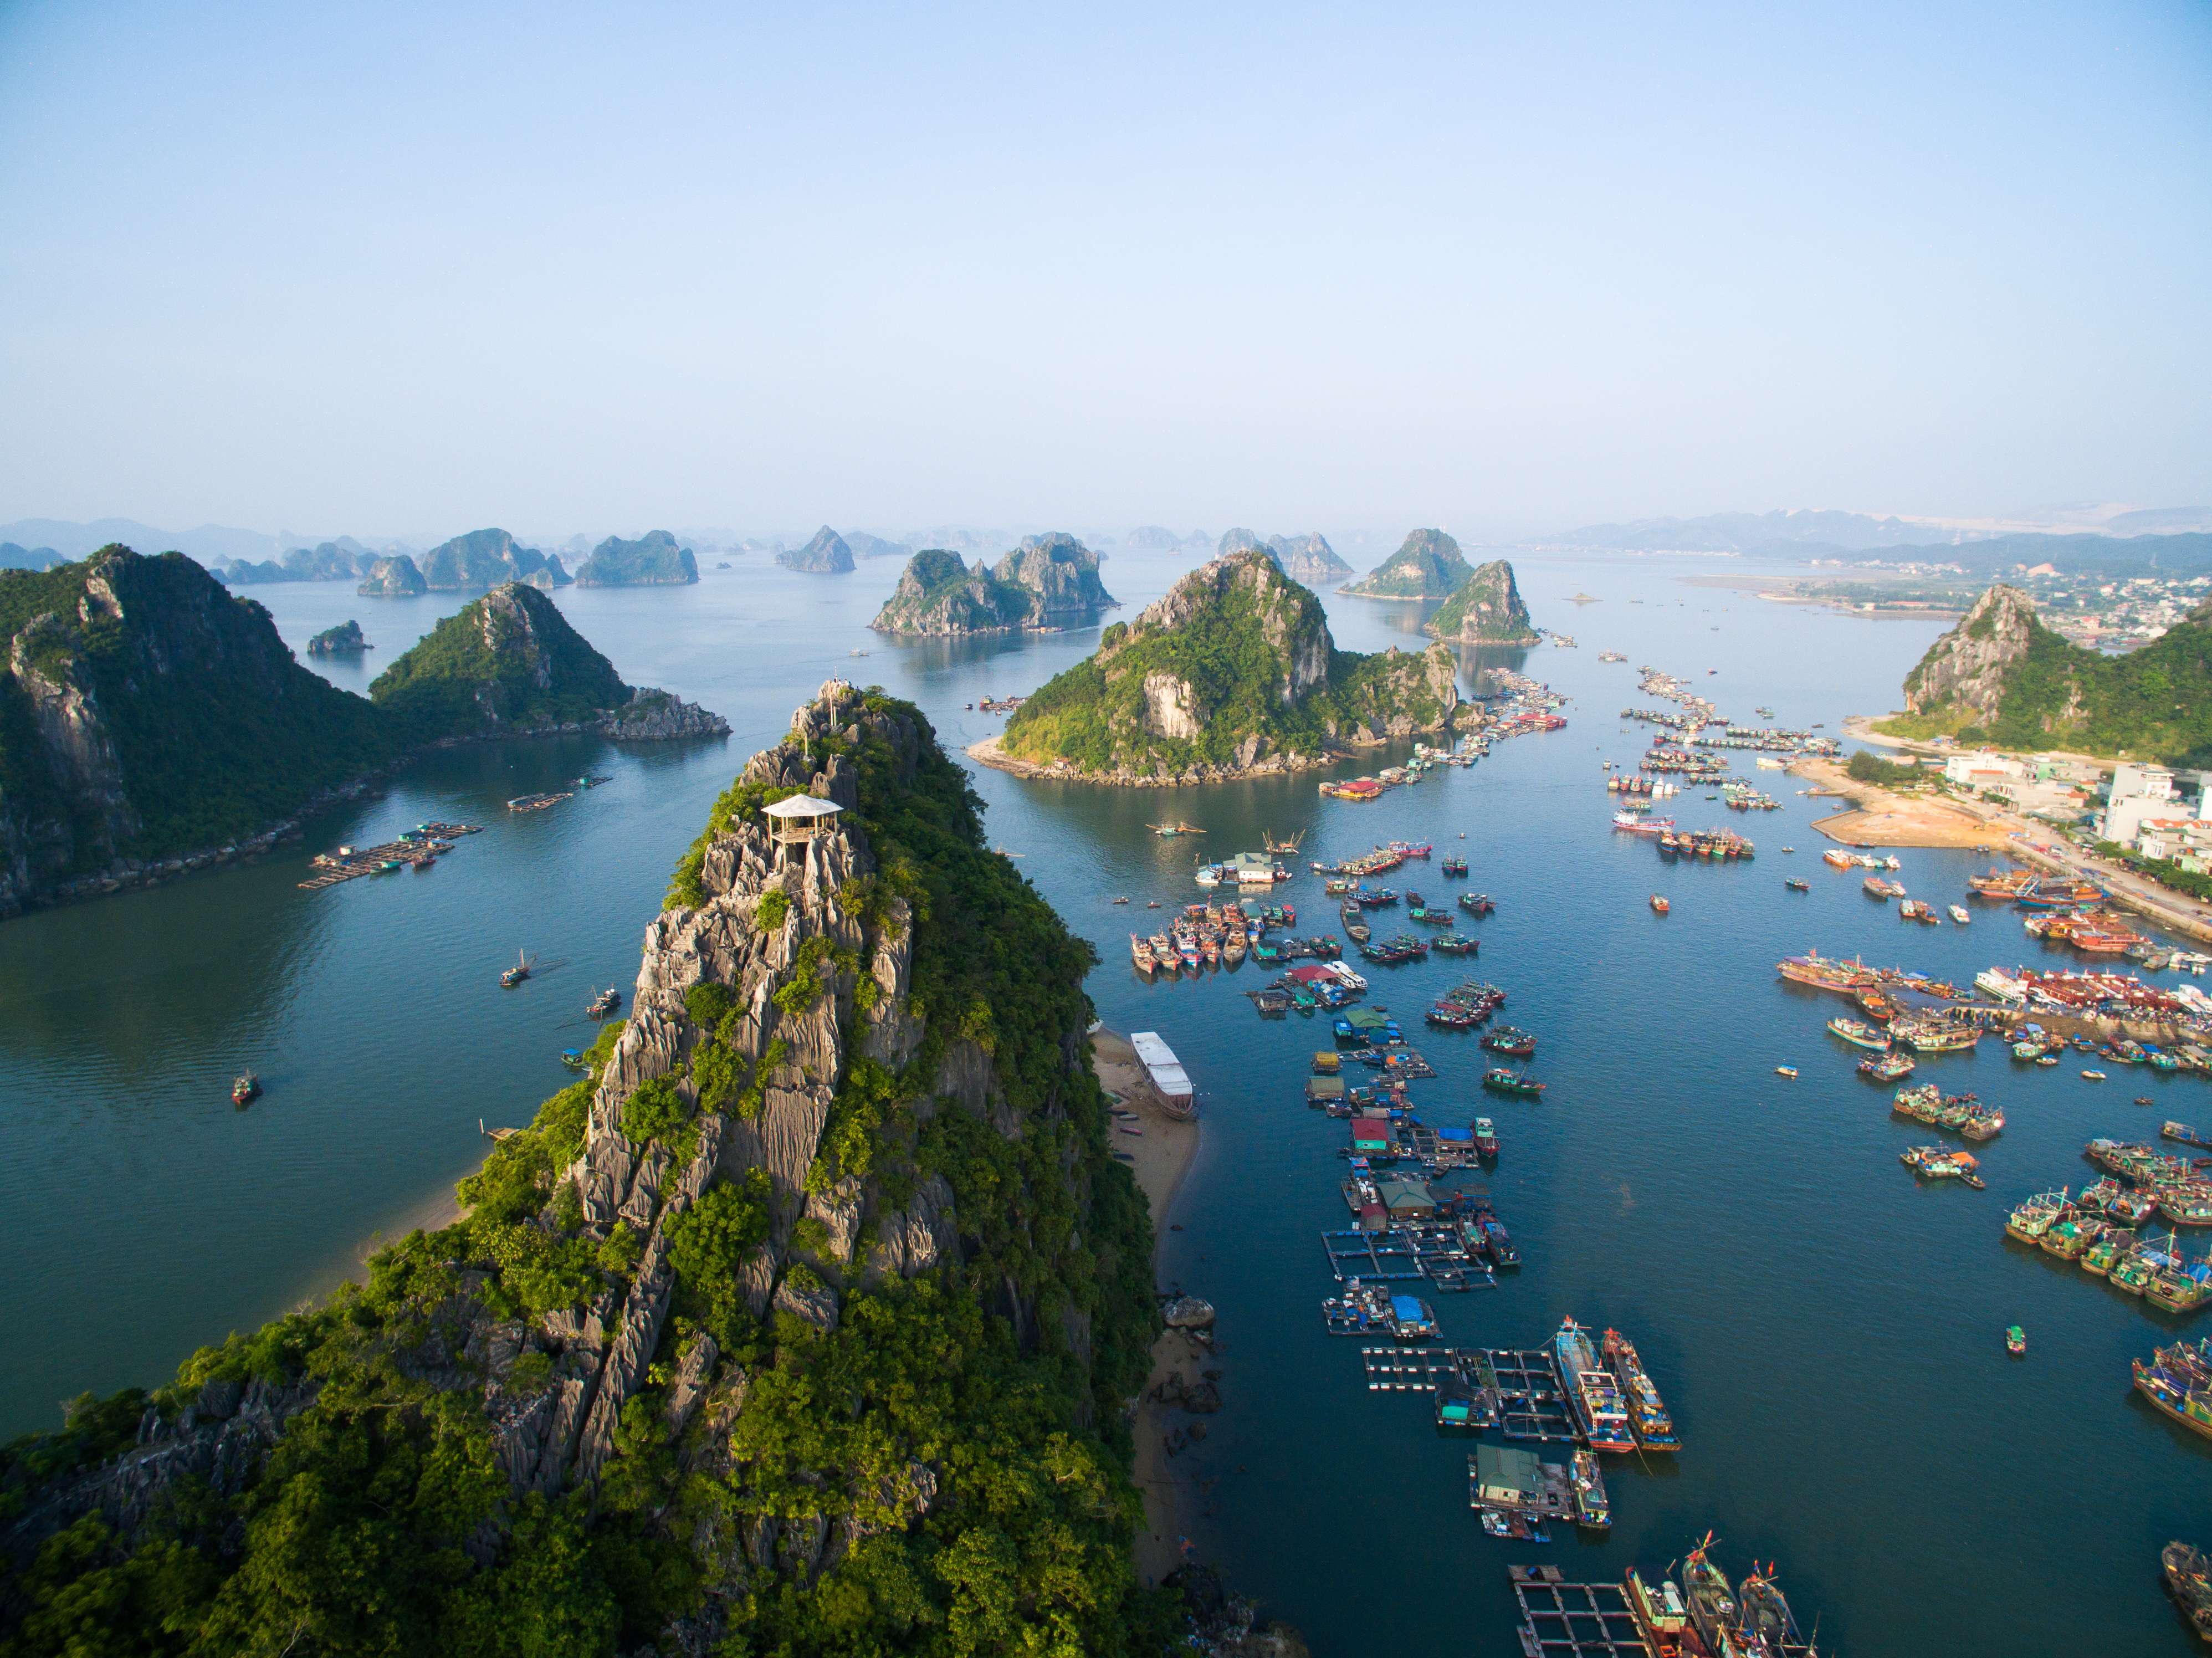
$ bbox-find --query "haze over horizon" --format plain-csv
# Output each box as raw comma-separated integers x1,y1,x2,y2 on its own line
3,2,2208,539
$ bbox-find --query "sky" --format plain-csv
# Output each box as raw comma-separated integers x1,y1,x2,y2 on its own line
2,1,2209,544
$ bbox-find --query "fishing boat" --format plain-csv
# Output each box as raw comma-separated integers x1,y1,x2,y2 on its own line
1858,1051,1916,1083
1680,1536,1740,1658
1570,1449,1611,1530
2005,1188,2070,1244
1150,821,1204,838
1130,934,1158,974
1554,1317,1637,1452
1826,1016,1890,1051
1775,1065,1798,1078
231,1070,261,1106
586,986,621,1017
1863,876,1906,900
2133,1340,2212,1441
1441,856,1468,877
559,1048,587,1072
1472,1117,1499,1158
1479,1025,1537,1057
1737,1563,1805,1655
2162,1541,2212,1641
1431,935,1479,956
1602,1329,1680,1451
1650,894,1670,914
1949,904,1971,924
1784,877,1809,892
1458,892,1496,915
1482,1068,1545,1098
500,950,532,988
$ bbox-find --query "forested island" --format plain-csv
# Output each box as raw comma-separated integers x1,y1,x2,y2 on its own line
0,550,724,917
0,680,1174,1656
1884,583,2212,763
777,528,856,574
574,531,698,587
870,534,1116,634
1423,559,1539,646
984,550,1460,784
305,620,367,656
1339,528,1473,598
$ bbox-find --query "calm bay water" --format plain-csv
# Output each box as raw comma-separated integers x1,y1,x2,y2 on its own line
3,549,2205,1652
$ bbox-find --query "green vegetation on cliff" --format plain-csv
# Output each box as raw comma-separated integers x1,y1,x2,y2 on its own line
368,585,633,743
1887,585,2212,763
1001,551,1457,776
1424,559,1538,645
573,532,696,587
1341,528,1473,598
0,689,1169,1657
0,549,396,887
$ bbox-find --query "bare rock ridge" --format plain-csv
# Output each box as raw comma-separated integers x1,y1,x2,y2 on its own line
1,679,1161,1653
869,532,1118,634
1902,583,2041,724
994,549,1461,784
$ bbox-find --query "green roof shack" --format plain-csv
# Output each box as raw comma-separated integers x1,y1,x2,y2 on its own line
1474,1444,1544,1511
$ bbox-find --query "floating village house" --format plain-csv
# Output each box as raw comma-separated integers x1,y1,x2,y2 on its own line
1375,1176,1436,1222
1474,1444,1545,1512
1350,1116,1394,1155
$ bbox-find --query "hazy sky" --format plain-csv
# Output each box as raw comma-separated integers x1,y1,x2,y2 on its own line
3,2,2209,541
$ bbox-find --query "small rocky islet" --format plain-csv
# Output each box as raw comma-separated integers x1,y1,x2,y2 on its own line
986,548,1461,784
869,532,1117,635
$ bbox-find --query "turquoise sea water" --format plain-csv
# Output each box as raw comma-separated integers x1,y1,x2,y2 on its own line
2,549,2205,1652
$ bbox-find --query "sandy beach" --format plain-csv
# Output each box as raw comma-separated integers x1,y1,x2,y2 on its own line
1788,753,2001,848
1090,1027,1209,1588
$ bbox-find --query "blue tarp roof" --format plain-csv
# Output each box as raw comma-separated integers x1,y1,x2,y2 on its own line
1390,1296,1425,1321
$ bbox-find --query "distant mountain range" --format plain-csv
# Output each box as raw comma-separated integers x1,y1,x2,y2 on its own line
1537,506,2212,559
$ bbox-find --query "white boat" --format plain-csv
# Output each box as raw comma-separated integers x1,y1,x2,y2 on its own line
1948,904,1971,925
1975,967,2026,1002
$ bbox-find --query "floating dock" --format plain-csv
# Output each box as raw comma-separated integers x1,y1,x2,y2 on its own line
1324,1226,1493,1287
297,822,481,891
1360,1345,1579,1441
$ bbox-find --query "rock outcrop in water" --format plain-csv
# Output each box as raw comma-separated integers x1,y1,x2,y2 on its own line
776,526,855,573
421,528,572,591
1341,528,1474,598
870,534,1117,634
306,620,368,656
369,582,726,744
574,530,695,587
356,553,427,597
1424,559,1538,645
0,680,1162,1655
1218,527,1353,585
992,550,1460,783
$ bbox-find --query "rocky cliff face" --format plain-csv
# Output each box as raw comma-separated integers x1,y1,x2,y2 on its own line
871,537,1117,634
1,682,1157,1652
1341,528,1474,598
777,527,855,574
997,551,1460,782
1425,558,1538,645
356,554,427,596
1903,584,2041,722
989,532,1116,621
0,548,393,917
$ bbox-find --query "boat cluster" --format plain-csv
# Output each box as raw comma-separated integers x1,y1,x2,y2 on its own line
1891,1083,2003,1142
2006,1173,2212,1313
1130,898,1305,977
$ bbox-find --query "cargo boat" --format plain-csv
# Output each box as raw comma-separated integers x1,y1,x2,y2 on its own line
1554,1317,1637,1453
1602,1328,1680,1452
1570,1449,1611,1530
